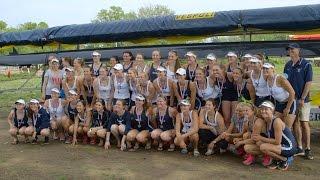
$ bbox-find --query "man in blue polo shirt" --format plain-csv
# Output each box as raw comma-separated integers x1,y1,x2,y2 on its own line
284,43,313,160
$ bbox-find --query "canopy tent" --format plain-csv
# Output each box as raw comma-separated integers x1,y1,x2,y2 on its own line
1,40,320,66
1,4,320,47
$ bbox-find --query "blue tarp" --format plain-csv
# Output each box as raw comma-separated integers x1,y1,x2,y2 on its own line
0,4,320,46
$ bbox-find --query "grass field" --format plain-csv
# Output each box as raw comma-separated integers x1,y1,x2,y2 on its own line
0,61,319,179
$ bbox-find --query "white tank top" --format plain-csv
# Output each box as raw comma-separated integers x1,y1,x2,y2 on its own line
129,80,138,101
268,75,289,102
250,71,270,97
157,78,171,97
166,66,176,82
136,65,148,73
181,111,193,133
66,77,77,91
48,99,64,119
196,77,219,100
205,110,219,135
98,77,112,100
114,75,130,99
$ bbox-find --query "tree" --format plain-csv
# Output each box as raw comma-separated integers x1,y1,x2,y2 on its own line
0,20,7,32
138,5,175,18
37,22,49,29
18,22,38,31
92,6,137,23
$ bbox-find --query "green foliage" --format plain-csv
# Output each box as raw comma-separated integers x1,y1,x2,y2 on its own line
0,20,7,32
92,6,137,23
92,4,175,23
138,4,175,18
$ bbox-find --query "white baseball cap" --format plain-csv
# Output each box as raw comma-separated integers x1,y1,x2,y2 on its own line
51,58,59,63
226,51,237,57
249,57,262,63
157,66,166,72
51,88,60,94
65,67,74,72
259,101,275,110
15,99,26,105
69,90,78,96
92,51,101,56
113,63,123,71
262,63,275,69
179,99,191,106
206,53,217,61
176,68,186,76
242,54,253,59
135,94,146,101
185,51,197,58
30,99,39,104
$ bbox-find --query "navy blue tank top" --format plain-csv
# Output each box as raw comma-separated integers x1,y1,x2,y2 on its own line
132,107,151,131
156,107,174,131
177,80,191,99
123,62,133,74
67,102,77,121
91,110,109,127
149,62,162,82
186,64,198,81
13,108,29,128
268,118,297,148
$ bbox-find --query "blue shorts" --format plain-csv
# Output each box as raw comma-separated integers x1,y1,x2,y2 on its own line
281,146,297,157
275,100,296,114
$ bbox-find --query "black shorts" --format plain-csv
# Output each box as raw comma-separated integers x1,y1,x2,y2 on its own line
254,96,271,107
275,100,296,114
222,93,238,101
45,95,52,100
198,129,228,150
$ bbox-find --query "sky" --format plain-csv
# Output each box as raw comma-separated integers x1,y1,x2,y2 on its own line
1,0,320,27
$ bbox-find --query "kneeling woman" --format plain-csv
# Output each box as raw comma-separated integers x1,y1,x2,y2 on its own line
198,99,228,155
104,100,131,150
126,94,153,151
71,100,92,146
88,100,110,146
174,99,200,156
28,99,51,144
44,88,66,141
7,99,30,144
151,95,177,151
253,101,297,170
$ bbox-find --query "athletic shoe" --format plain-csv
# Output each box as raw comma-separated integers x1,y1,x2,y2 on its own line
294,147,304,156
193,149,200,157
262,154,272,167
205,149,213,156
304,149,314,160
236,146,246,157
277,160,289,171
267,160,279,170
181,148,188,154
65,136,72,144
31,139,37,145
44,137,49,144
287,156,294,165
243,154,255,166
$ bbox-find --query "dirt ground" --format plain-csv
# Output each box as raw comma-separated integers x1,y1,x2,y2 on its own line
0,114,319,180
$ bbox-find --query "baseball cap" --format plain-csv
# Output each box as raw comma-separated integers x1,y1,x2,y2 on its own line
135,94,146,101
206,53,217,61
113,64,123,71
242,54,253,59
249,57,262,63
51,88,60,94
65,67,74,72
179,99,191,106
157,66,166,72
51,58,59,63
30,99,39,104
286,43,300,50
176,68,186,76
226,51,237,58
185,51,197,58
92,51,101,56
259,101,275,110
262,63,275,69
15,99,26,105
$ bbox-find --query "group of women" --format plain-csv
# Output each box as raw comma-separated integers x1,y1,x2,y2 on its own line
7,50,298,170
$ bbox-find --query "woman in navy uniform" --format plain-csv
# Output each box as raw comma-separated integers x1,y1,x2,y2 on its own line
253,101,297,170
28,99,50,144
150,95,178,151
104,99,132,151
7,99,30,144
88,100,110,146
148,50,163,82
126,94,154,151
79,66,95,108
184,51,199,81
71,100,92,146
